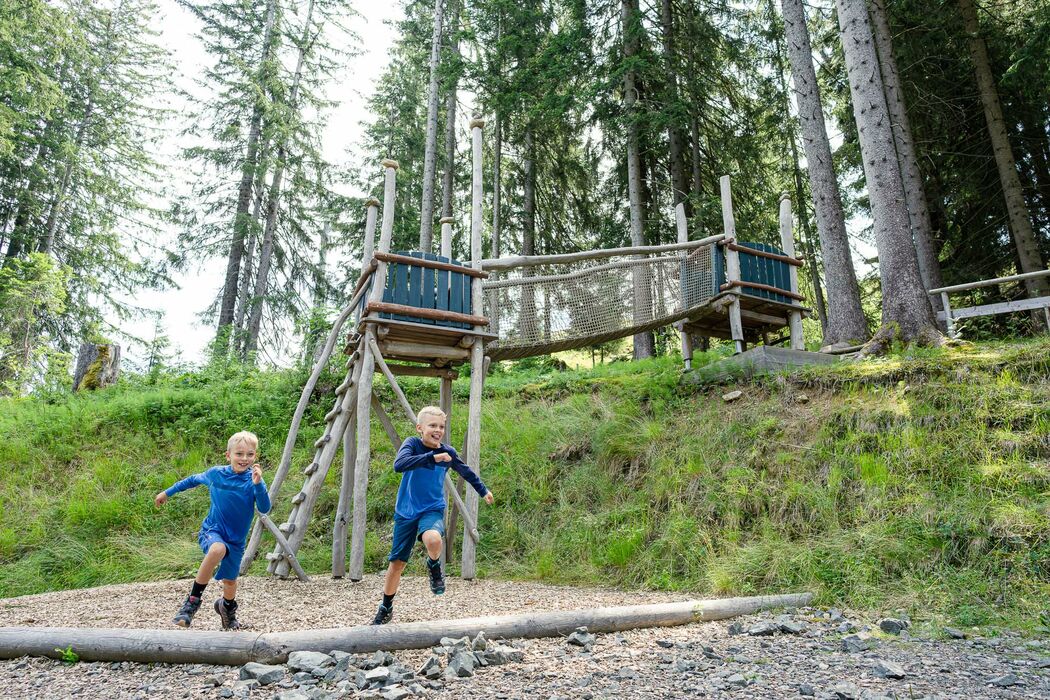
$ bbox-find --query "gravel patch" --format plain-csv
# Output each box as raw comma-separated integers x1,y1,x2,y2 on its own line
1,577,1047,699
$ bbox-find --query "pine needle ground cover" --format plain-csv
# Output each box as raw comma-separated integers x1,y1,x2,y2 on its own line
0,340,1047,631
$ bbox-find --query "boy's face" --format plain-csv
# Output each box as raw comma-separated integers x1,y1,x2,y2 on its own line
226,442,257,473
416,415,445,448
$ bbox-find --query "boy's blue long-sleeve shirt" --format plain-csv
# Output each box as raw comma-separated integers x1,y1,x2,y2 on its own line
165,466,271,547
393,437,488,519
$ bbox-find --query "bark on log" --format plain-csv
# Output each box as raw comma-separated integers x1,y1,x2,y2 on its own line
0,593,813,665
73,343,121,392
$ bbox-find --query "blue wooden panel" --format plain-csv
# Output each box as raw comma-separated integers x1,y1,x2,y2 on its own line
420,252,437,325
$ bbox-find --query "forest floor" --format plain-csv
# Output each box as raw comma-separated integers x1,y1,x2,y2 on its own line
0,576,1047,700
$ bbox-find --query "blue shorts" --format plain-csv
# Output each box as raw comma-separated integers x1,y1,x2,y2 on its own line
199,529,244,581
388,509,445,562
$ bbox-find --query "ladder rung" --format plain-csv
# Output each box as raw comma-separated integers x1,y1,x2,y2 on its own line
314,434,331,449
304,462,319,475
265,553,280,561
292,491,306,505
335,377,355,395
278,522,295,533
324,407,342,422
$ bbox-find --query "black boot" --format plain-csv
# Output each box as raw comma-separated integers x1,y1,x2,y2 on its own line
214,597,241,630
173,595,202,627
427,559,445,595
372,603,393,625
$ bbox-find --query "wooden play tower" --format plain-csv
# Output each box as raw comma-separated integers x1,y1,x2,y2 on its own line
238,116,810,583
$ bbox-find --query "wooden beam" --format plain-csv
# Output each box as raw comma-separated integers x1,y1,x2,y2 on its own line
331,414,356,579
726,242,804,267
720,280,806,302
935,295,1050,321
929,268,1050,295
373,252,489,279
0,593,813,665
445,473,479,543
368,334,418,425
349,339,376,582
378,340,470,361
257,514,309,582
739,309,788,326
370,393,402,451
375,363,459,379
365,302,489,327
480,234,727,272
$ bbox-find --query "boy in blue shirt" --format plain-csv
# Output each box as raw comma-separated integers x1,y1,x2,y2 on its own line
372,406,494,625
154,431,271,629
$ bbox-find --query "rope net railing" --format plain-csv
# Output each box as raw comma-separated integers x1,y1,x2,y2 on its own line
483,243,718,360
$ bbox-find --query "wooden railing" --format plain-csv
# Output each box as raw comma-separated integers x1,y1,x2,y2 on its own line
929,269,1050,337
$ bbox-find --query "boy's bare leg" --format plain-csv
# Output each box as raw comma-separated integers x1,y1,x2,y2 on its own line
383,560,407,595
195,542,227,584
421,530,443,560
221,578,238,601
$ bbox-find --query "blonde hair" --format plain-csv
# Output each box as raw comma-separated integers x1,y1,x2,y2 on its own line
416,406,446,425
227,431,259,452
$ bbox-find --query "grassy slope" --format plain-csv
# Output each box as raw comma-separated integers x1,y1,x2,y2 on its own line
1,341,1047,630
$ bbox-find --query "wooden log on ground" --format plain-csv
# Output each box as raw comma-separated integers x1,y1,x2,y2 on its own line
0,593,812,665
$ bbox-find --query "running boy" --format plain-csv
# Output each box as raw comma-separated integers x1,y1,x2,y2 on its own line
372,406,494,625
154,431,271,629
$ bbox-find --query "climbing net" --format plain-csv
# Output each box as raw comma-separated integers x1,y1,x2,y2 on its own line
483,244,717,360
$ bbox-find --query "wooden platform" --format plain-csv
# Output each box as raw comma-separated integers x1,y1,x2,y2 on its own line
352,317,497,366
681,292,809,343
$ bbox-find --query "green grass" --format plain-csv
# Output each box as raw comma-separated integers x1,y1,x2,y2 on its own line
1,339,1048,632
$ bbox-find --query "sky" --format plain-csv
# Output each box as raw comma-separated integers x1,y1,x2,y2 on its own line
120,0,405,369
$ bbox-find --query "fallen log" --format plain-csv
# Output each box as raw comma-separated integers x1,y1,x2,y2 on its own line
0,592,812,666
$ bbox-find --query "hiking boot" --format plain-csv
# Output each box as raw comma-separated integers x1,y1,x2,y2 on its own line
214,597,241,630
427,560,445,595
372,603,393,625
173,595,202,627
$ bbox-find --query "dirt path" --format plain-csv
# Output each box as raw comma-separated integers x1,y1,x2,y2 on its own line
0,576,1046,699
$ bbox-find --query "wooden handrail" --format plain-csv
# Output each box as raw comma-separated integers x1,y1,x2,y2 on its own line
365,301,489,327
928,268,1050,295
480,234,727,272
720,280,806,302
374,252,489,279
725,242,804,267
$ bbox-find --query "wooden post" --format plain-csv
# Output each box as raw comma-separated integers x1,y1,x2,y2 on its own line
331,413,357,578
674,203,693,370
440,216,454,259
257,515,309,582
462,116,486,580
439,376,454,566
348,160,398,581
941,291,956,338
720,175,745,353
779,193,805,350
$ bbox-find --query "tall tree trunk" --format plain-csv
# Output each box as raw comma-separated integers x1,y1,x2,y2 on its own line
660,0,689,213
522,125,536,257
491,111,502,259
958,0,1049,303
305,221,330,363
690,114,702,204
623,0,655,359
869,0,943,317
440,0,461,222
245,0,314,357
217,0,278,342
233,162,268,355
836,0,940,350
1023,108,1050,228
782,0,869,346
39,100,93,255
419,0,446,253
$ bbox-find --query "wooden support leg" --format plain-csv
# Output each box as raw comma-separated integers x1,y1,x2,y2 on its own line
941,292,956,338
258,515,309,582
728,298,745,354
439,377,453,567
680,325,693,370
370,394,402,451
460,342,485,580
331,418,357,578
349,342,376,582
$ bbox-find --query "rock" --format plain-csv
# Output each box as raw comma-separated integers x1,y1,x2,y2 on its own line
483,644,525,665
872,659,907,679
616,666,638,680
674,659,697,673
439,636,471,651
798,683,815,696
828,609,844,622
418,656,443,680
446,651,476,678
323,669,348,683
724,673,747,688
471,631,488,651
353,671,368,689
273,691,312,700
566,627,596,650
727,622,744,636
835,621,857,634
329,650,355,671
878,618,909,635
747,621,779,636
239,662,285,685
826,681,861,699
233,679,260,691
364,667,390,685
944,627,967,640
288,651,336,673
380,686,414,700
776,617,806,635
292,671,314,683
722,390,742,402
203,675,223,687
988,674,1022,687
795,393,809,404
1035,657,1050,669
841,632,875,653
656,639,674,649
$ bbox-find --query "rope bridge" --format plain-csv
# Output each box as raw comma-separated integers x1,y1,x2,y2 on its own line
482,240,721,360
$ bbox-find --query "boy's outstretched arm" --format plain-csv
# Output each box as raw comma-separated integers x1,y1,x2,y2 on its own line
252,464,271,514
154,471,209,507
393,438,437,473
446,450,494,504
